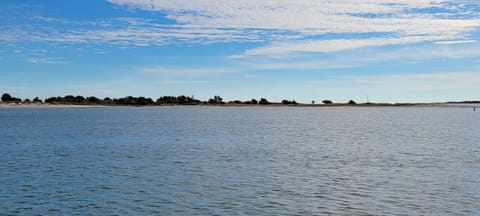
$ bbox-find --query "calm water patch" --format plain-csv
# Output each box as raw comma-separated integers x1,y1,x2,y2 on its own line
1,107,479,215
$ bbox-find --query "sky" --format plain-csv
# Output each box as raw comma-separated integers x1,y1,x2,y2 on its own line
1,0,480,103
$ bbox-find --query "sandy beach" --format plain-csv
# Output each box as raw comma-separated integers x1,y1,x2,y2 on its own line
0,103,107,108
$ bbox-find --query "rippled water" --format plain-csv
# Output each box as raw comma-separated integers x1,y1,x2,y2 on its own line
1,107,479,215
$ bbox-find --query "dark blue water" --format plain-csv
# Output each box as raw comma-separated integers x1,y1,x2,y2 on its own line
1,107,479,215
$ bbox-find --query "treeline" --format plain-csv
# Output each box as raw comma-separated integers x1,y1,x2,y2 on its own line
42,95,276,106
447,101,480,104
44,95,204,106
1,92,357,106
1,93,275,106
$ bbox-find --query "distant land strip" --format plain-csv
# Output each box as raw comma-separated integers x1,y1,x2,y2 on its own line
0,93,479,107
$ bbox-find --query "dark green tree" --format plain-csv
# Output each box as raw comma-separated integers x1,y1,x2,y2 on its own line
208,96,224,104
259,98,269,105
1,93,12,102
281,99,297,105
45,97,59,103
136,97,154,105
87,96,100,104
1,93,21,102
33,97,42,103
75,96,86,103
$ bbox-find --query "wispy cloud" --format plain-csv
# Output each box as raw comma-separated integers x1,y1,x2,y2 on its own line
244,35,449,55
0,17,266,45
104,0,480,55
158,80,210,85
30,16,70,24
26,57,69,64
1,0,479,57
434,40,478,45
342,72,480,92
140,66,239,77
236,42,480,71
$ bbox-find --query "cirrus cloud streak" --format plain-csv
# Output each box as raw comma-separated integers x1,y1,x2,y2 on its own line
107,0,480,56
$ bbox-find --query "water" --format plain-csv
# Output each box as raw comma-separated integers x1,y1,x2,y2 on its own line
0,106,479,215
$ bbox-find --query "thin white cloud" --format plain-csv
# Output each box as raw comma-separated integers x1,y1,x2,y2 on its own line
107,1,480,39
343,72,480,92
31,16,70,24
104,0,480,55
435,40,478,45
140,66,239,77
0,20,266,46
245,35,448,55
1,0,480,57
26,58,69,64
158,80,210,85
139,43,480,75
238,43,480,71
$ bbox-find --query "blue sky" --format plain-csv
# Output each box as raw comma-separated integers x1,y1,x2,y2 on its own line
1,0,480,103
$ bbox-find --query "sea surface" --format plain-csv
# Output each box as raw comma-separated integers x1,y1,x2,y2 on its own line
1,106,479,215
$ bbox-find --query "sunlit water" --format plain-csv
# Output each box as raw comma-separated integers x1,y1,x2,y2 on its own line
1,107,479,215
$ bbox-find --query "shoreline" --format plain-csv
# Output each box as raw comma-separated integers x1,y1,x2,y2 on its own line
0,102,477,108
0,103,108,108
